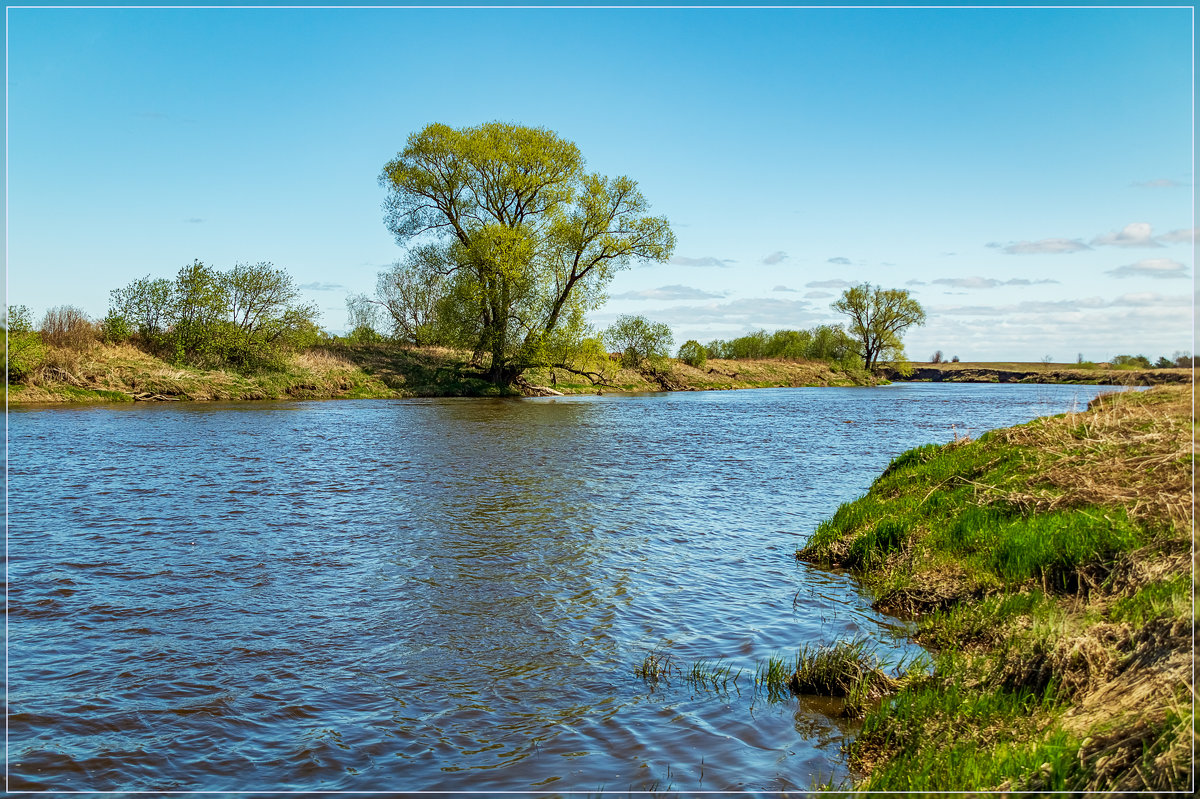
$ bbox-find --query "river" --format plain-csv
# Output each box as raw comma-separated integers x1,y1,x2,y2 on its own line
7,382,1119,792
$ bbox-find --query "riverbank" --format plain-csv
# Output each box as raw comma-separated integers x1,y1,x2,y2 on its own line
880,360,1192,385
5,342,875,405
796,385,1193,792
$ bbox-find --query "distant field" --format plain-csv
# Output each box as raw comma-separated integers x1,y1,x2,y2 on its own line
886,361,1191,385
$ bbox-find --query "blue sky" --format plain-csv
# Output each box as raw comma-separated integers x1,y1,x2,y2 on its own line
6,3,1194,361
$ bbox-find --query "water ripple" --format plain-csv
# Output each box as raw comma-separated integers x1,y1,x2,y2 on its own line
8,384,1118,790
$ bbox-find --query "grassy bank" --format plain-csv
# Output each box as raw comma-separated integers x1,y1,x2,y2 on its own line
797,385,1194,792
882,360,1192,385
6,341,875,405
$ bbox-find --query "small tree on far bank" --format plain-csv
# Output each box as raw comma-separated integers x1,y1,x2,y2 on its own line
832,283,926,371
677,339,707,368
604,314,673,370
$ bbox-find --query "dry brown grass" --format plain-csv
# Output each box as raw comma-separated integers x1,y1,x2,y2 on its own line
989,385,1194,533
291,349,356,372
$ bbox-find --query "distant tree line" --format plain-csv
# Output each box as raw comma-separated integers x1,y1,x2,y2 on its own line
701,325,863,368
1110,353,1196,369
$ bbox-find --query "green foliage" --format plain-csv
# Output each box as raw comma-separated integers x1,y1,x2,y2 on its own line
5,304,46,382
345,293,382,341
101,311,133,344
1153,356,1173,369
832,283,926,371
603,314,673,369
704,324,862,368
916,590,1059,650
1110,354,1151,369
108,260,320,371
378,121,675,385
676,339,707,368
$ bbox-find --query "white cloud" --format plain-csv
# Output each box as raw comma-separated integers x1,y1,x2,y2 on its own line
761,251,789,265
772,285,798,293
669,255,735,267
806,279,854,289
1092,222,1162,248
299,281,345,291
930,277,1061,289
1133,178,1188,188
933,293,1188,316
999,238,1091,255
649,297,819,327
1160,228,1196,244
804,291,834,299
827,256,852,265
1105,258,1190,279
610,284,727,300
906,279,928,286
1111,292,1191,307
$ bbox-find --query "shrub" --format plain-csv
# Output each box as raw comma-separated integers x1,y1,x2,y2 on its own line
347,324,384,344
931,350,943,363
951,355,960,363
1111,354,1151,369
40,305,98,350
604,314,673,370
677,339,706,368
5,305,46,382
101,311,133,344
108,260,320,370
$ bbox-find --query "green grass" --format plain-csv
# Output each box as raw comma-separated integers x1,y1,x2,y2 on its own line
800,430,1149,604
799,387,1193,793
851,650,1077,791
915,589,1060,650
1108,574,1193,627
684,658,741,692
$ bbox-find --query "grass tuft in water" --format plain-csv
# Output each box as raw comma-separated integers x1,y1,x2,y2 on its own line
787,636,899,718
684,658,741,693
634,649,677,687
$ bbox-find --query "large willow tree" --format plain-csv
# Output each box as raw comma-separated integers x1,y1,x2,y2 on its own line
379,121,675,386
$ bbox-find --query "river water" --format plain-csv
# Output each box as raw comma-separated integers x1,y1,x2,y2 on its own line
8,382,1117,792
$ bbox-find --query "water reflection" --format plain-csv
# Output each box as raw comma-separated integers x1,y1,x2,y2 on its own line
8,383,1121,791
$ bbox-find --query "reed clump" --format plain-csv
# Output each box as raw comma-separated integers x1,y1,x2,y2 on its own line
786,637,899,718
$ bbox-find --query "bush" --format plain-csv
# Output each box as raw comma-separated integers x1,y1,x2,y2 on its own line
931,350,943,363
1111,354,1151,369
101,311,133,344
604,314,673,370
951,355,960,363
347,324,384,344
676,339,707,368
5,305,46,382
40,305,98,350
108,260,320,371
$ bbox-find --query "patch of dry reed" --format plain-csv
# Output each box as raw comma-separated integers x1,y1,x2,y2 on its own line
990,386,1193,534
